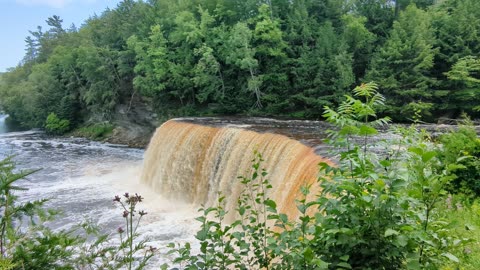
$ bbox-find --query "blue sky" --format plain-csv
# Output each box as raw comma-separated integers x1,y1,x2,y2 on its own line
0,0,123,72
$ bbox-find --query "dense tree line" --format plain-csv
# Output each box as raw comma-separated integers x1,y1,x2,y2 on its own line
1,0,480,129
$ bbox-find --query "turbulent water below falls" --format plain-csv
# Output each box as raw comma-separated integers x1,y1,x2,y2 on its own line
0,116,335,267
0,130,200,266
0,116,465,267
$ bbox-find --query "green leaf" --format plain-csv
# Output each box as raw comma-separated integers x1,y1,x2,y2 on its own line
313,259,330,269
297,204,307,214
406,258,421,270
238,206,245,216
422,151,436,163
303,247,314,262
264,199,276,210
340,255,349,261
384,229,399,237
279,213,288,224
337,262,352,269
394,235,409,247
442,252,459,263
358,125,378,136
408,147,423,156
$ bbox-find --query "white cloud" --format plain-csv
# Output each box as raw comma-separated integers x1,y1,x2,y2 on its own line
16,0,98,9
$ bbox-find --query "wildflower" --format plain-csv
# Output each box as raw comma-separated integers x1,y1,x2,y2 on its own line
139,210,147,216
113,195,121,202
118,227,124,234
123,210,129,218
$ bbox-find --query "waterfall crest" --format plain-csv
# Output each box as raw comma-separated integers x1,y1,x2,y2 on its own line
141,120,330,217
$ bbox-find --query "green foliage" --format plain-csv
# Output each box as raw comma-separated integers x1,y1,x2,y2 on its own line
168,151,280,269
438,123,480,198
73,123,114,140
12,228,80,270
446,56,480,87
430,0,480,117
443,57,480,113
167,82,473,269
439,199,480,270
367,4,437,119
4,0,479,125
0,258,15,270
45,113,70,135
323,82,390,139
0,156,80,269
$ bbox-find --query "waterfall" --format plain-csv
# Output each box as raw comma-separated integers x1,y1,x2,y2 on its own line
0,114,8,134
141,120,330,217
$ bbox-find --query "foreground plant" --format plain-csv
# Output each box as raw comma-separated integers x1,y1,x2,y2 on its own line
0,156,84,269
167,82,471,269
0,155,156,270
77,193,156,270
113,192,155,270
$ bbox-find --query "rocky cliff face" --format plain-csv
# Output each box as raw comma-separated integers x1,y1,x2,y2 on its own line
104,99,161,148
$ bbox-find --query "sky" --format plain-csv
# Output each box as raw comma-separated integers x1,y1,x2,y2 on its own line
0,0,123,72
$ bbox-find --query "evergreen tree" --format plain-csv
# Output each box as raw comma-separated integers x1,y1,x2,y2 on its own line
367,4,437,120
443,56,480,114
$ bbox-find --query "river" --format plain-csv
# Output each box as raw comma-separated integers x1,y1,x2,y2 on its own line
0,116,336,266
0,115,464,267
0,119,199,266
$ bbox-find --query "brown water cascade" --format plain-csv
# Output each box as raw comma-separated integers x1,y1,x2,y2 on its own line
141,120,331,217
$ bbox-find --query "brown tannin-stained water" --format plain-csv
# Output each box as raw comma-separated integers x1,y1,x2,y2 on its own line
173,116,332,156
3,116,465,267
0,116,370,267
141,120,332,219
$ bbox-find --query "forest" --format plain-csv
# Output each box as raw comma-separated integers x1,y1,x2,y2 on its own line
1,0,480,131
2,1,480,268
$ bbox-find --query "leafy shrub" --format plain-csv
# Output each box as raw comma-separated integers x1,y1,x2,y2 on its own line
73,123,114,139
167,82,466,269
439,123,480,198
0,157,79,269
0,259,15,270
45,113,70,135
439,199,480,270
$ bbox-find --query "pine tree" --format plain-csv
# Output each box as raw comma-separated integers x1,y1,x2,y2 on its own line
367,4,437,119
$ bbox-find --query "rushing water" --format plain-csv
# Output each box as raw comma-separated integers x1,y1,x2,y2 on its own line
0,114,9,134
141,120,330,220
0,115,464,266
0,129,200,266
0,116,337,267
